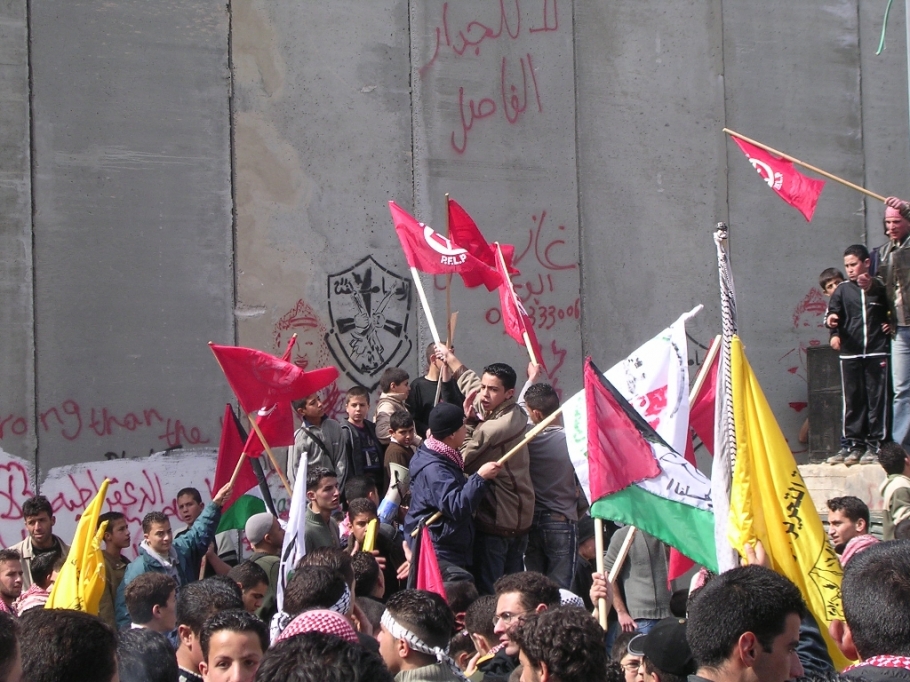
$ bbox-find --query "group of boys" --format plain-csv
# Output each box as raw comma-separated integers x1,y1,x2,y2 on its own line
822,197,910,465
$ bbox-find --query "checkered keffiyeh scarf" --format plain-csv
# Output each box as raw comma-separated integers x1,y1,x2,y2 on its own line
844,655,910,672
275,609,359,645
426,437,464,470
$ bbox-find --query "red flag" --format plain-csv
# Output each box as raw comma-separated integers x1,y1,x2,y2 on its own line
213,405,261,511
447,198,519,275
210,343,339,415
668,339,718,583
689,340,718,457
732,137,825,221
389,201,502,291
493,243,545,369
585,358,661,500
243,402,296,456
415,526,447,602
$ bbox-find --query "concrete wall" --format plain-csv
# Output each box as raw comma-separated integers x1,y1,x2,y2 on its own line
2,0,910,485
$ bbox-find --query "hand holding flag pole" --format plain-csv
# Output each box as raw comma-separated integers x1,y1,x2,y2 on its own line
411,404,565,537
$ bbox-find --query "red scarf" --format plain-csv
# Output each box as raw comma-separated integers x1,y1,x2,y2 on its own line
844,655,910,672
426,436,465,470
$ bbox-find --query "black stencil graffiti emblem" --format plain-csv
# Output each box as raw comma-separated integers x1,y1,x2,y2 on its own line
325,256,412,391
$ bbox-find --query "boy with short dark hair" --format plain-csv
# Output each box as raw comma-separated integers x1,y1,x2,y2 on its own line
383,410,417,486
374,368,421,450
13,548,61,615
819,267,845,296
340,387,385,493
825,244,891,465
97,510,131,628
289,393,346,488
817,267,850,464
304,467,341,551
346,498,405,596
124,572,178,633
199,609,268,682
227,561,270,614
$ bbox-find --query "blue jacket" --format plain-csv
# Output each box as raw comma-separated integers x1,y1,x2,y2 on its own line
114,502,222,628
403,443,489,568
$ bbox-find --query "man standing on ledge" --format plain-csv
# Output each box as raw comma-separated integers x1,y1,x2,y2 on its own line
872,196,910,445
436,344,535,594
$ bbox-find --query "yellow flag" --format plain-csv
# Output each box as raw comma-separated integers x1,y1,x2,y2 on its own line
46,479,110,613
728,337,850,670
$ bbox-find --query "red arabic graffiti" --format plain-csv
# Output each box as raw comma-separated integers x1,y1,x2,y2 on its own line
420,0,559,75
450,53,543,154
0,459,35,546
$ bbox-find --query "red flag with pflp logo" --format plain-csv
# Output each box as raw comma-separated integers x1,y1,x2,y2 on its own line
447,198,519,276
389,201,502,291
493,243,546,370
732,137,825,221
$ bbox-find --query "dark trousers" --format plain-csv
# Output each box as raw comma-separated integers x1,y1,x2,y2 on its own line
841,355,889,446
524,510,577,590
472,531,528,595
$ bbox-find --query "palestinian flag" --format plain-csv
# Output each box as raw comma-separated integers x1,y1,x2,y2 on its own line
213,404,273,532
568,358,718,572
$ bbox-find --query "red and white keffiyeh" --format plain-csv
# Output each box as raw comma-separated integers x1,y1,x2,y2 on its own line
275,609,359,645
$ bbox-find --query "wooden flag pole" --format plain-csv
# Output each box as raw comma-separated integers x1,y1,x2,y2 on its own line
247,414,293,496
594,519,609,628
228,451,247,490
411,403,565,536
607,526,637,583
496,243,539,366
410,267,443,346
689,335,721,406
437,194,454,406
723,128,887,202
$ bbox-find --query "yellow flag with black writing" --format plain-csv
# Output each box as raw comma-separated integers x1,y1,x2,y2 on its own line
46,479,110,613
728,337,850,670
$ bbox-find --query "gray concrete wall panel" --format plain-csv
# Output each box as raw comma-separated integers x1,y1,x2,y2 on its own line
0,0,34,462
575,1,723,383
411,0,583,395
233,0,416,409
859,1,910,238
28,0,234,471
723,1,864,456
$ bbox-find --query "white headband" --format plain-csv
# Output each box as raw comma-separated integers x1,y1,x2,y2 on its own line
381,611,468,682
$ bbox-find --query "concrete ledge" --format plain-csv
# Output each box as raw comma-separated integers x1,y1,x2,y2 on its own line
800,463,886,512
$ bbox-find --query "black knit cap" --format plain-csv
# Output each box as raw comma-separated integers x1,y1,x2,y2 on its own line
428,403,465,439
627,617,695,677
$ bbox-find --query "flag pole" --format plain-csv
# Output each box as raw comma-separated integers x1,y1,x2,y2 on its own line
410,267,442,345
437,194,453,406
689,335,721,404
248,414,293,495
496,243,539,365
723,128,886,202
594,519,609,628
607,526,637,584
411,404,564,536
228,451,247,489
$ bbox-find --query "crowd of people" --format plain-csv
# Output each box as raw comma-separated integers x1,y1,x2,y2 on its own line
6,198,910,682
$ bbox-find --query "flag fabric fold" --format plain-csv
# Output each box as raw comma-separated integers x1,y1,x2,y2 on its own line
214,405,268,532
209,343,339,416
406,526,447,602
689,338,719,457
447,198,519,275
278,453,307,612
46,479,110,613
389,201,502,291
731,136,825,221
727,336,848,668
566,348,718,572
493,243,545,369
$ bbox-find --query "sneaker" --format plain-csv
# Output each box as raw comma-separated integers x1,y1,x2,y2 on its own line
860,451,878,464
844,449,863,466
826,449,848,465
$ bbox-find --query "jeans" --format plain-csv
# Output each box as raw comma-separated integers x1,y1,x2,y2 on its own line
472,531,529,595
524,510,577,590
893,326,910,445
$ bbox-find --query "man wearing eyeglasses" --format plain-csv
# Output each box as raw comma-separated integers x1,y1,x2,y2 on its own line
478,572,562,682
